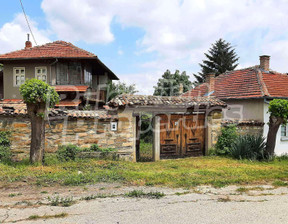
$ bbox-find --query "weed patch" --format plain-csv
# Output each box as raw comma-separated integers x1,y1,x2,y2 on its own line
273,180,288,187
125,190,165,199
48,196,75,207
27,213,68,220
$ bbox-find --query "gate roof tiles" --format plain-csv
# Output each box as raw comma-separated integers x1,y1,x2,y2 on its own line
108,94,226,108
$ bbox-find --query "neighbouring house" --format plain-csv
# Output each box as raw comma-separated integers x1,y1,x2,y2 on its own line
0,37,119,108
182,55,288,155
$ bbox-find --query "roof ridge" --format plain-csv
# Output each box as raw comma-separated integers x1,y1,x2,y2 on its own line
256,68,270,97
0,40,98,59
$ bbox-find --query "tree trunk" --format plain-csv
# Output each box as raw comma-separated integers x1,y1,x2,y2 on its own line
266,115,283,156
27,103,46,164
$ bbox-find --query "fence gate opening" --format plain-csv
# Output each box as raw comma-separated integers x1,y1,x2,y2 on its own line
159,114,205,158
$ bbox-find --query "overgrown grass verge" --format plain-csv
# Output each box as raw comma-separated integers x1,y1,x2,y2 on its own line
1,155,288,188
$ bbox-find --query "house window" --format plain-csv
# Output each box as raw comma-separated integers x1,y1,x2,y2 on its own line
56,62,82,85
35,67,47,82
13,67,25,87
281,125,288,137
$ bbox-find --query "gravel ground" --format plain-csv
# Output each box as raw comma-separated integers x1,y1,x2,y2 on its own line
0,184,288,224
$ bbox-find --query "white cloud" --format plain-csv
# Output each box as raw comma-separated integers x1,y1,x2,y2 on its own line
41,0,114,44
41,1,288,70
3,0,288,93
0,13,50,54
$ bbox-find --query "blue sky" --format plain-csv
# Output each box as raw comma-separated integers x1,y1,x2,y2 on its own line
1,0,288,94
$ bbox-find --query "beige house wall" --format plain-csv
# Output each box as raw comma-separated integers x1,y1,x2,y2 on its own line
223,99,264,121
3,61,53,99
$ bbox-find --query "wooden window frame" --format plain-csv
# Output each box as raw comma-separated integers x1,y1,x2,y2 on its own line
13,67,25,87
35,66,47,83
281,124,288,137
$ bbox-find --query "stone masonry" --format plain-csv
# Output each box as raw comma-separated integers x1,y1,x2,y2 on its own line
0,110,136,161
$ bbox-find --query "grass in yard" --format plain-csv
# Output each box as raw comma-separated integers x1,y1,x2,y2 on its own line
139,141,153,162
272,180,288,187
0,155,288,188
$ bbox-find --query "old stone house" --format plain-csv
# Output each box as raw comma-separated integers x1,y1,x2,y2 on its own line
183,55,288,155
0,38,119,107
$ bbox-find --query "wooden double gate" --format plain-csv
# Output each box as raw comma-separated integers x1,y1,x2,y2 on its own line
159,114,205,158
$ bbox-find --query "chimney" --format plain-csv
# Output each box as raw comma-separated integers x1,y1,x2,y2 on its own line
25,34,32,49
259,55,270,71
179,83,184,95
206,73,215,94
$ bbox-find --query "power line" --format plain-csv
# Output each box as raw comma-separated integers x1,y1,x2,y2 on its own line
19,0,38,46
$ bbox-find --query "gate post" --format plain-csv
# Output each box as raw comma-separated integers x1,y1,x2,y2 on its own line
153,115,160,161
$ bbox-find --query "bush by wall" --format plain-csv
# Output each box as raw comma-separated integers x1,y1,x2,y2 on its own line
57,144,79,161
215,125,237,156
0,131,11,162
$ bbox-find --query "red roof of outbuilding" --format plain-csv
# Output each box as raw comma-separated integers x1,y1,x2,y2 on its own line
182,66,288,99
0,41,96,60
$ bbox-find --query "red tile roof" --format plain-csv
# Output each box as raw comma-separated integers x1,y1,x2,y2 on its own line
0,100,116,119
0,40,119,80
182,66,288,99
108,94,226,108
54,85,89,92
0,41,96,60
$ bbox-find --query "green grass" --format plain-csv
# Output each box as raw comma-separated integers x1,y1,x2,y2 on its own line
139,141,153,161
273,180,288,187
1,155,288,188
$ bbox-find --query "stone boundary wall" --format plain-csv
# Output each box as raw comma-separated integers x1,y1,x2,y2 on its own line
208,111,222,148
222,121,264,136
208,112,265,149
0,111,136,161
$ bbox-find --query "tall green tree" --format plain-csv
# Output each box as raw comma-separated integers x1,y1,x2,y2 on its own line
193,38,239,86
20,79,59,164
153,70,192,96
107,81,138,101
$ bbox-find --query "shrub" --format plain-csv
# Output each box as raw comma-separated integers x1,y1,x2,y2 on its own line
140,113,153,143
0,131,11,147
0,131,11,162
57,144,79,161
229,135,267,160
89,144,100,151
215,125,237,155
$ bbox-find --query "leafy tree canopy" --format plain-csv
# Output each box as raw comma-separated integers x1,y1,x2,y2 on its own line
193,38,239,86
153,70,192,96
266,99,288,155
20,79,59,107
107,81,138,101
268,99,288,124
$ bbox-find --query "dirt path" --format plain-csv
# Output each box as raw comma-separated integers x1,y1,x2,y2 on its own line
0,183,288,223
